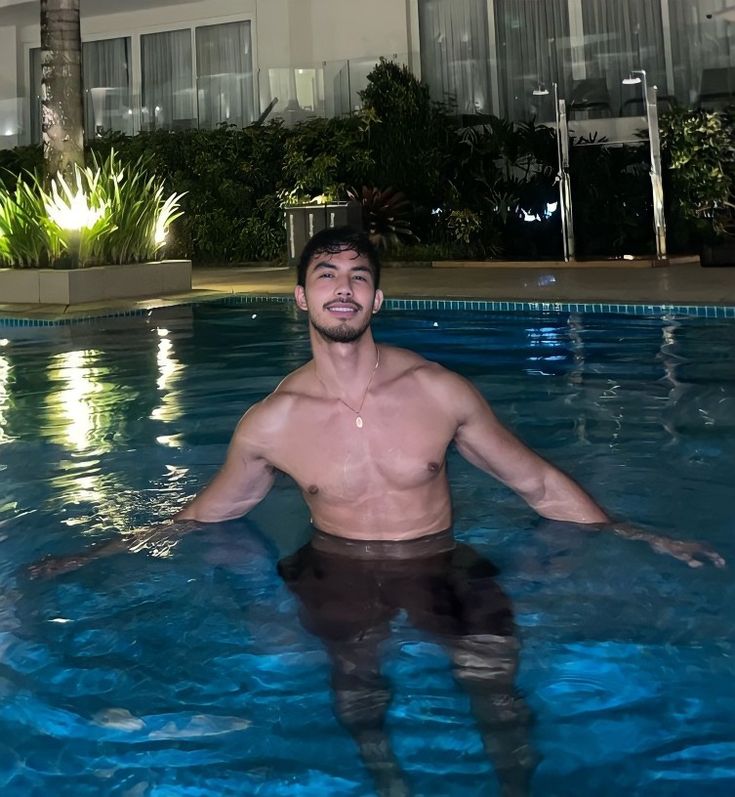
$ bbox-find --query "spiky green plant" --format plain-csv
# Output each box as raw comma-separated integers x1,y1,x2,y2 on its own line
41,164,115,268
0,178,64,267
0,149,183,269
346,185,417,249
90,150,185,264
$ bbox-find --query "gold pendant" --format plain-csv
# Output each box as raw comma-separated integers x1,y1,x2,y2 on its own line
355,416,364,429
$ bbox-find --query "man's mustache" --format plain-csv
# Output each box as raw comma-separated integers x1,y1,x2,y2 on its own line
324,300,362,311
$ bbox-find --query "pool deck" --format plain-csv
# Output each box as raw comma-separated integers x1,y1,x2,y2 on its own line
1,261,734,322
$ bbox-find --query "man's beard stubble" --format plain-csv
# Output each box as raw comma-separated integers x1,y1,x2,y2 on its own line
310,313,372,343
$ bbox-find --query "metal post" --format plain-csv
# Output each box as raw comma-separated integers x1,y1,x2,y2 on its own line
554,83,575,261
643,78,667,260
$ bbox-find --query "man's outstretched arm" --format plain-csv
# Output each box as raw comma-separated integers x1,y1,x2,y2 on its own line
449,375,608,524
27,408,276,579
447,374,724,569
174,412,275,524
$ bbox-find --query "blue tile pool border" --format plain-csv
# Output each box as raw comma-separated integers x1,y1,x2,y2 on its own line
215,294,735,319
1,293,734,326
0,306,153,327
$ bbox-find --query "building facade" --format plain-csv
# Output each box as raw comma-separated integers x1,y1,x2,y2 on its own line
0,0,733,149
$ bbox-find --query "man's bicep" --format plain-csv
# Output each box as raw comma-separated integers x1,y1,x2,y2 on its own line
176,417,275,523
453,383,549,491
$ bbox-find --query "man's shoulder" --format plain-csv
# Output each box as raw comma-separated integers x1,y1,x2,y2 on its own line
235,364,315,436
384,346,473,408
271,360,318,399
385,345,462,386
384,344,440,376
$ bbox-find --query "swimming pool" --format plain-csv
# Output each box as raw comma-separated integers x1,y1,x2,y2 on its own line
0,301,733,796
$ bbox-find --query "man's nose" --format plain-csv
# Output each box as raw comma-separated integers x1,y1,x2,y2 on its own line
334,276,353,296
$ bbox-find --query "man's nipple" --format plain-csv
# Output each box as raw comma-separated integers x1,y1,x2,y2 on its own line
307,484,319,495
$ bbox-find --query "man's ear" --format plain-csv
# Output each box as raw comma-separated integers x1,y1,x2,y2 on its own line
372,289,384,314
294,285,308,311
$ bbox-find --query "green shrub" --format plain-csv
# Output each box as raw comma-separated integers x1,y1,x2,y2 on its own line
660,107,735,248
359,59,455,236
5,66,730,265
282,116,373,200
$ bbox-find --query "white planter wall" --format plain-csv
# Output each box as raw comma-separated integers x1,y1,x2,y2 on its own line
0,260,192,305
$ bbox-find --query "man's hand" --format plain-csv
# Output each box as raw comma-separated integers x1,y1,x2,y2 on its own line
610,523,726,569
26,537,129,581
26,552,101,581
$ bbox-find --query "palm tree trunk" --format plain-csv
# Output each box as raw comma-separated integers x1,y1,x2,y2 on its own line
40,0,85,180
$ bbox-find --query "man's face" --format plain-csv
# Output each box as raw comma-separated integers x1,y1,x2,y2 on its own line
294,247,383,343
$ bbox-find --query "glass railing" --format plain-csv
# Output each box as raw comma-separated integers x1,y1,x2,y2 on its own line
259,53,411,126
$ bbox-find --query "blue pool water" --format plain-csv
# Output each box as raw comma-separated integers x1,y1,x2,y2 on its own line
0,302,733,796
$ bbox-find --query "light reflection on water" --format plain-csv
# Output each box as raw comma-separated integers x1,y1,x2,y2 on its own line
0,304,733,796
0,346,11,443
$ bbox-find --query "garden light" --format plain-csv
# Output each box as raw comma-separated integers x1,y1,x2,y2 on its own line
154,192,182,247
45,176,107,231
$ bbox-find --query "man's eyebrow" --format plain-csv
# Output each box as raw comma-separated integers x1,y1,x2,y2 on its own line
312,261,372,273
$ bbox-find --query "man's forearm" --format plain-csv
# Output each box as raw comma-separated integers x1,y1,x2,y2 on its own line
27,518,202,579
531,468,610,524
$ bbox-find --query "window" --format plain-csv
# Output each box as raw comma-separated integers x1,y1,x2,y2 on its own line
196,21,255,128
668,0,735,108
493,0,571,121
82,37,132,138
418,0,492,115
141,29,195,131
581,0,666,116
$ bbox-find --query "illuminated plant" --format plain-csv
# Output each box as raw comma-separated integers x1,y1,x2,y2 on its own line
42,164,113,267
0,179,63,267
0,149,184,268
94,150,185,265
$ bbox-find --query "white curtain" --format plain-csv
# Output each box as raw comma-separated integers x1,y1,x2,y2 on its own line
581,0,665,114
493,0,570,121
141,29,194,130
668,0,735,106
82,37,131,138
418,0,492,114
196,21,255,129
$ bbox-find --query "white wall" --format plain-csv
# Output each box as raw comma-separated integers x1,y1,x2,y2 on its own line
17,0,256,47
0,0,416,146
308,0,410,64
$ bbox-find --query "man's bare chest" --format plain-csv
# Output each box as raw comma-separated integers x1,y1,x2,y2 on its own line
268,400,456,500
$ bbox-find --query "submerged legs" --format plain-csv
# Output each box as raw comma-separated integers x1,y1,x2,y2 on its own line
328,633,410,797
279,539,536,795
445,633,536,797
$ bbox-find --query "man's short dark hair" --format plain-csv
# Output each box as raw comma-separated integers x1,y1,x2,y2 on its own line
297,227,381,290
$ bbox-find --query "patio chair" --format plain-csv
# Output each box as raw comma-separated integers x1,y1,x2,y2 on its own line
568,78,612,119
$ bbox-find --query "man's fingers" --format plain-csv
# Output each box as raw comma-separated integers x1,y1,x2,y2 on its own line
684,543,726,568
676,544,725,569
701,550,726,568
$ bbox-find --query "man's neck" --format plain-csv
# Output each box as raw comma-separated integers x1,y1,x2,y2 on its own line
310,331,380,396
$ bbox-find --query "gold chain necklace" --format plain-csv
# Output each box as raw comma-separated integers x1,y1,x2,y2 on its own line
317,346,380,429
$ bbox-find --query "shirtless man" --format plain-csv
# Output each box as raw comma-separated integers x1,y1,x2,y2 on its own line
30,227,724,796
